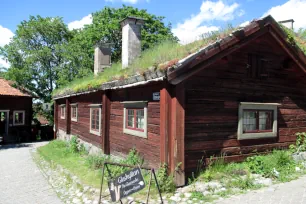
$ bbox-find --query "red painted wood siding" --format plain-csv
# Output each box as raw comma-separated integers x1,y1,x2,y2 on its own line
184,33,306,173
70,92,103,148
109,84,162,168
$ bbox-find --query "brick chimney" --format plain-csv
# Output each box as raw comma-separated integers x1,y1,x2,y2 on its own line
94,43,111,75
120,17,145,69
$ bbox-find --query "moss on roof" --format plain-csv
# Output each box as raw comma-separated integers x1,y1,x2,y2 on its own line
53,18,306,98
53,26,236,98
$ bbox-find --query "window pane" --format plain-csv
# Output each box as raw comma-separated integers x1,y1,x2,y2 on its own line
127,109,134,127
243,111,257,132
136,109,144,129
259,111,272,130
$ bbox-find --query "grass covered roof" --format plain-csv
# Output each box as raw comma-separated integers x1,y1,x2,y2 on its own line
53,16,306,99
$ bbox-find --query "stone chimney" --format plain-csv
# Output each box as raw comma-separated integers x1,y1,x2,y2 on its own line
120,17,145,69
94,43,111,75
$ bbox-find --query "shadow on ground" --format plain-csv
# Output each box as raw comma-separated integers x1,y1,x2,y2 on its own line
0,141,49,150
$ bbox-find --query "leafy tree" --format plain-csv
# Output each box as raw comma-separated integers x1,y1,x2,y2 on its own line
59,5,178,85
1,6,178,100
0,15,72,102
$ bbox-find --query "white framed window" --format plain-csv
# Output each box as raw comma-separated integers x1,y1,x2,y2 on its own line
122,101,147,138
60,105,66,119
13,110,25,126
89,104,101,136
238,102,280,140
71,103,78,122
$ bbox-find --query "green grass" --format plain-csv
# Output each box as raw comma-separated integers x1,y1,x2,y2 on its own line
196,150,305,186
52,26,236,97
37,140,103,188
37,139,176,200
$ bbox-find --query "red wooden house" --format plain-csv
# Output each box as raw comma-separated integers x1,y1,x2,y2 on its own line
53,16,306,185
0,78,33,143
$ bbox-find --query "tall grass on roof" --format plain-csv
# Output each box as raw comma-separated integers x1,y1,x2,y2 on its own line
53,25,237,97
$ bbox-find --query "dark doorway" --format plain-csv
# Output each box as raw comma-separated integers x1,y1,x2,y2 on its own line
0,111,9,143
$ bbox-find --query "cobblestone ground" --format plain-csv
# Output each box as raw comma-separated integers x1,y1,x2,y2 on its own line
0,142,62,204
215,176,306,204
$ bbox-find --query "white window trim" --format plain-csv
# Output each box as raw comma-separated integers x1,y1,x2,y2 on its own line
13,110,25,126
60,104,66,119
122,101,148,138
89,105,102,136
238,102,280,140
71,103,78,122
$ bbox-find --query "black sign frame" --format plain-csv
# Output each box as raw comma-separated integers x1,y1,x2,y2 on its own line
98,162,163,204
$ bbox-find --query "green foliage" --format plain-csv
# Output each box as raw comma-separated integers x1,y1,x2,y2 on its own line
125,148,144,166
86,154,109,169
1,15,72,102
190,191,205,200
290,132,306,153
229,175,258,190
156,163,176,193
246,150,296,181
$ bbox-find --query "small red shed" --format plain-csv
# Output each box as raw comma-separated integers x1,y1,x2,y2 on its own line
0,78,33,143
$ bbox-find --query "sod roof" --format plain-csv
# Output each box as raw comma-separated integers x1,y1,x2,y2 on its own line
53,15,306,99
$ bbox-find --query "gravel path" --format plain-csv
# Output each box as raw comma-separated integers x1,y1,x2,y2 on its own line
0,142,62,204
215,176,306,204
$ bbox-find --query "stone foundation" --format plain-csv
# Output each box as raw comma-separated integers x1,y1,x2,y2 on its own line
57,129,102,155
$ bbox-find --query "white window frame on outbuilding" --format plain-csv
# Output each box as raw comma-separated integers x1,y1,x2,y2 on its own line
13,110,25,126
122,101,148,138
238,102,280,140
89,104,102,136
60,105,66,119
71,103,78,122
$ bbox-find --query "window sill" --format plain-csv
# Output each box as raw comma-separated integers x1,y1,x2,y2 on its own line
13,123,25,126
90,130,101,136
60,117,65,119
238,132,277,140
123,128,147,138
71,118,78,122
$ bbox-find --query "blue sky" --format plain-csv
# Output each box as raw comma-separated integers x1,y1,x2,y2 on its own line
1,0,305,67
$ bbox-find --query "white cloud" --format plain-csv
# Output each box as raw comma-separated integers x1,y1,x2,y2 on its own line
264,0,306,30
68,14,93,30
0,58,9,68
105,0,149,4
239,21,250,27
0,25,14,47
172,0,243,44
0,25,14,68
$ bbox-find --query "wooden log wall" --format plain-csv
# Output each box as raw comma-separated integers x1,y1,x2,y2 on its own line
69,91,103,148
184,33,306,173
109,83,162,168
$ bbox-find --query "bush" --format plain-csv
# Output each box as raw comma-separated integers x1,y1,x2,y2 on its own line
125,148,144,166
68,136,79,153
86,155,109,169
156,164,176,193
246,150,295,180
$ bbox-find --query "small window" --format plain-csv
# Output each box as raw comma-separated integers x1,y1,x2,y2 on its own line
60,105,66,119
13,110,25,126
123,101,147,138
71,104,78,122
126,109,145,132
90,105,101,136
247,54,267,78
238,102,279,140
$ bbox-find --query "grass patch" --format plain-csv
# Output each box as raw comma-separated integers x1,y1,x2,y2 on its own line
37,137,176,198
